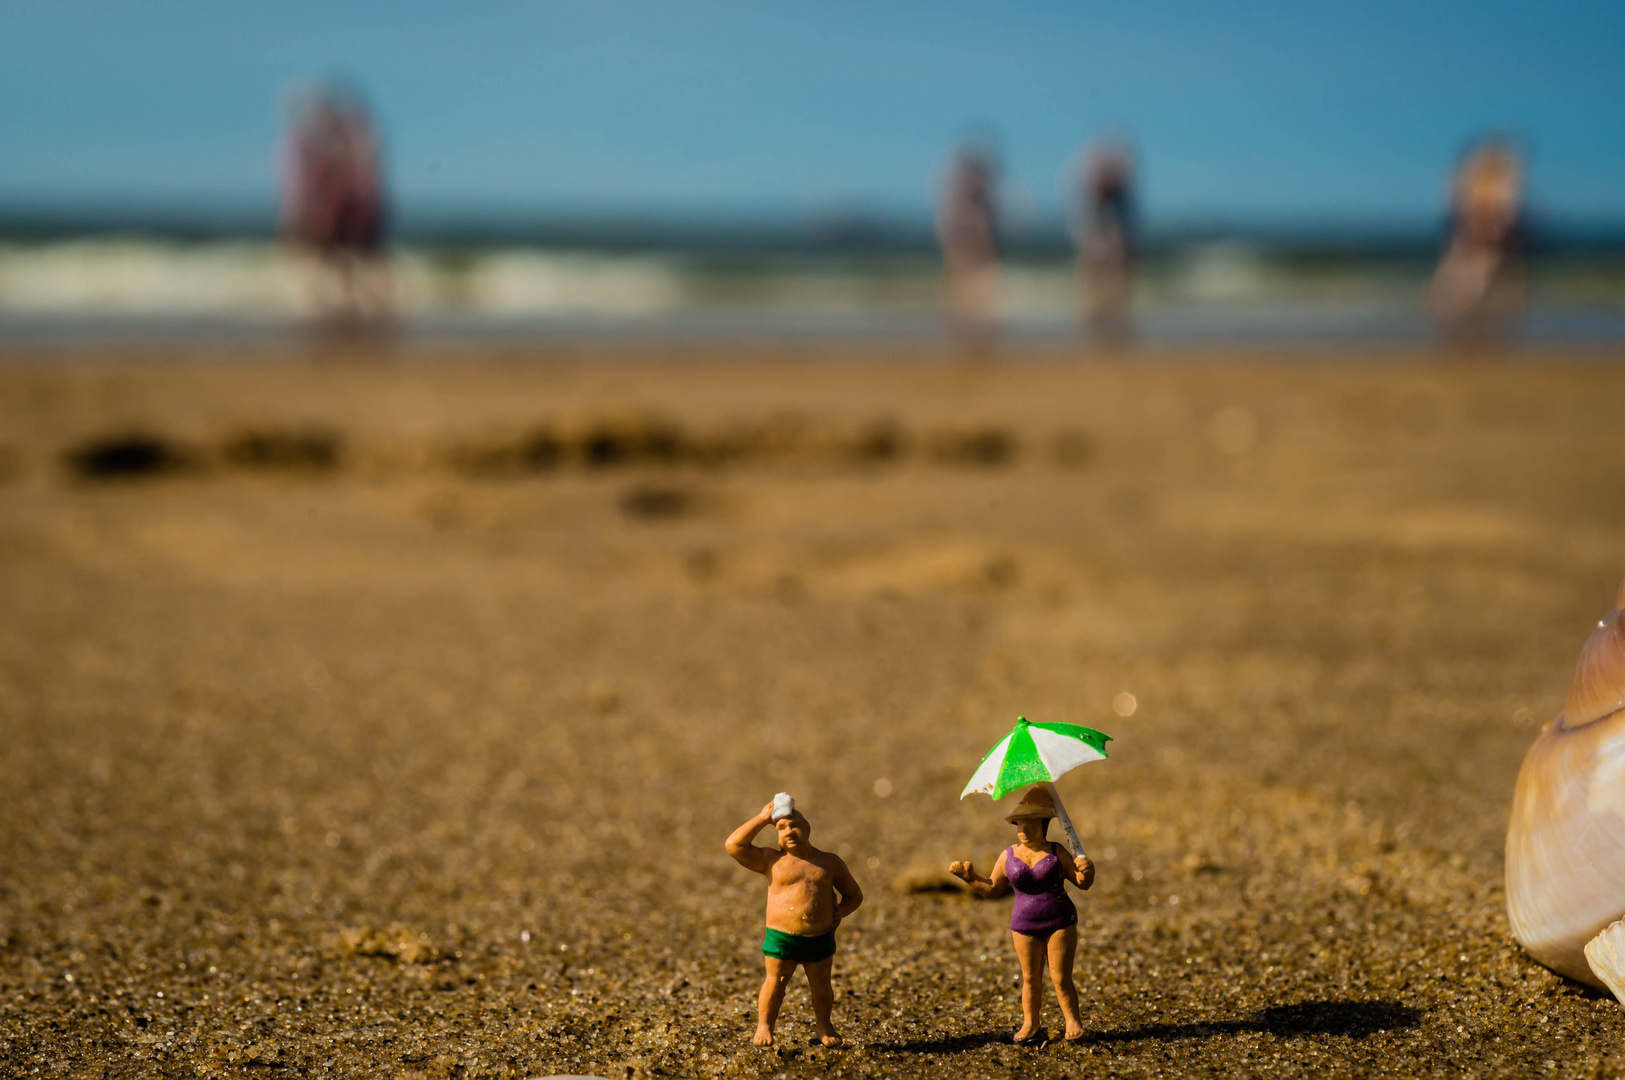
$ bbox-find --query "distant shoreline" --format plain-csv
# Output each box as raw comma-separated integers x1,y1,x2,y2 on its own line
2,233,1623,345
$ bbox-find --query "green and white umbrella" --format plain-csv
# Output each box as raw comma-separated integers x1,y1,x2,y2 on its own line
960,715,1112,856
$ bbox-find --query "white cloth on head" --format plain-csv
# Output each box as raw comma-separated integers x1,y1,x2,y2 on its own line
771,792,795,821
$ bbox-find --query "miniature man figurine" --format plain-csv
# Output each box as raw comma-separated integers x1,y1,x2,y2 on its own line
726,793,864,1047
950,786,1094,1044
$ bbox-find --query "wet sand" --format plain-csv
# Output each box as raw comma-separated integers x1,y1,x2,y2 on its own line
3,345,1625,1077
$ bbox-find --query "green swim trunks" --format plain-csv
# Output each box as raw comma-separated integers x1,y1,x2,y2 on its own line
762,926,837,963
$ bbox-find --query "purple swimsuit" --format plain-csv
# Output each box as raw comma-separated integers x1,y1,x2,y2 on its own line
1006,844,1077,936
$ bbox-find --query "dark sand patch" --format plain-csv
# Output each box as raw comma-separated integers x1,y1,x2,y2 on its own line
64,430,198,480
219,426,343,471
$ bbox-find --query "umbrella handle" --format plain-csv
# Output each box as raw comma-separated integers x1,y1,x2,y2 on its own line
1044,782,1088,860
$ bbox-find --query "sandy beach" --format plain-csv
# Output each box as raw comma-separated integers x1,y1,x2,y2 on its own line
3,343,1625,1077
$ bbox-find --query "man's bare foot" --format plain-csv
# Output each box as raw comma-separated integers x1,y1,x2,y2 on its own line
1013,1023,1043,1045
816,1029,843,1047
1063,1023,1086,1042
752,1025,774,1046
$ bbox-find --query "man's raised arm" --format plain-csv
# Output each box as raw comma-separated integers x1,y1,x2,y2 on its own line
725,802,779,875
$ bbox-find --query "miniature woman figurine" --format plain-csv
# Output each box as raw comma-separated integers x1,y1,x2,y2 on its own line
949,786,1095,1044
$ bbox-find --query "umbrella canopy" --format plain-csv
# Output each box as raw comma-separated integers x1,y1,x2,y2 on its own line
960,716,1111,800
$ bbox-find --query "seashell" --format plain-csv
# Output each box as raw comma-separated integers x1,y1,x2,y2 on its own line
1584,919,1625,1002
1506,578,1625,992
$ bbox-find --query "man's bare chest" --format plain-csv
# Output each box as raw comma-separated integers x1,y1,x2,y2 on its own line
771,857,834,888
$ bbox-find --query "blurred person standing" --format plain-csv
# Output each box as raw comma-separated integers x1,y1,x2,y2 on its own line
936,143,1002,353
1072,138,1137,344
1429,138,1525,345
281,85,393,333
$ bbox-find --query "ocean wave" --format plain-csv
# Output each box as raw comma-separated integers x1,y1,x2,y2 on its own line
0,239,1619,323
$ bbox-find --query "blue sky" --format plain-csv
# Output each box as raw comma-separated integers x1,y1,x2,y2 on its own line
3,1,1622,225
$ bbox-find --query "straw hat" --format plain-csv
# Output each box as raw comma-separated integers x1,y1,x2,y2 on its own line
1004,786,1057,823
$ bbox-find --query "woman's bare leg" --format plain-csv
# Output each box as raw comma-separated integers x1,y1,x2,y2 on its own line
803,956,841,1046
1046,925,1085,1039
755,957,797,1045
1011,930,1048,1041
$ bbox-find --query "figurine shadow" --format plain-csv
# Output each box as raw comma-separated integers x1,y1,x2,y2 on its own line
868,1030,1020,1054
872,1000,1421,1054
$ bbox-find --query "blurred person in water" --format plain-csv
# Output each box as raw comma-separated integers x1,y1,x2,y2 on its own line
1429,137,1526,345
280,84,393,332
1071,137,1137,345
936,141,1002,353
